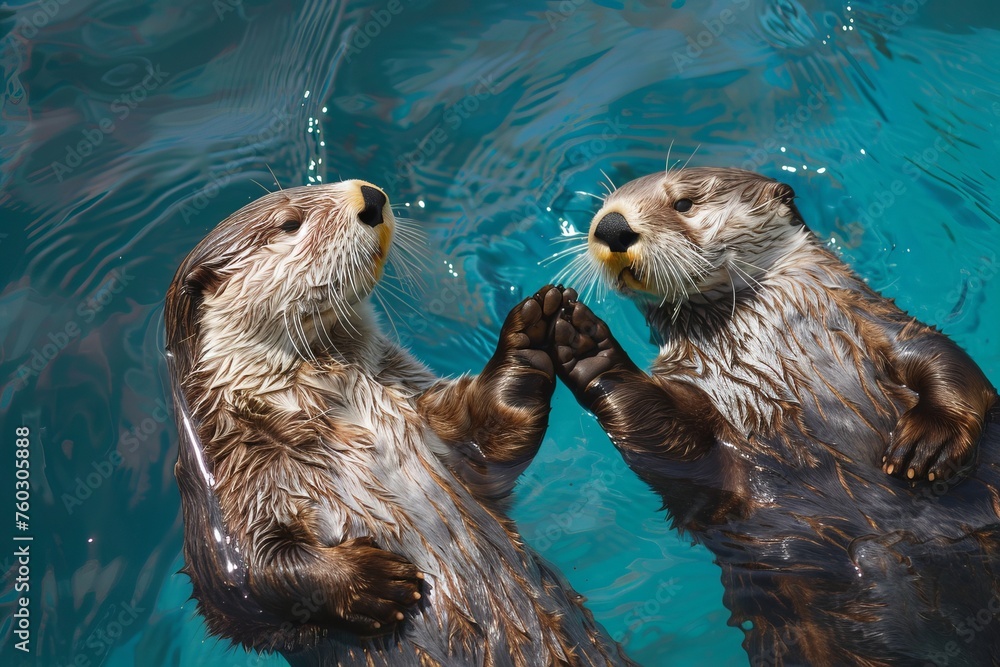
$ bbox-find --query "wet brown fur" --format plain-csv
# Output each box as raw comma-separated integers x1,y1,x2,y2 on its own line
165,181,632,665
553,168,1000,665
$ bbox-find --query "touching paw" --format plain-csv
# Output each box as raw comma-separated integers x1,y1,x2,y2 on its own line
881,404,981,482
551,292,635,395
494,284,566,375
336,537,423,636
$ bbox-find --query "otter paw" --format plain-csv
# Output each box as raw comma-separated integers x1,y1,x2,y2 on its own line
496,284,566,376
552,296,629,392
336,537,423,636
881,405,979,482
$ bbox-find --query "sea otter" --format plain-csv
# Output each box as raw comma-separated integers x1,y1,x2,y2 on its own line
164,180,632,666
551,167,1000,666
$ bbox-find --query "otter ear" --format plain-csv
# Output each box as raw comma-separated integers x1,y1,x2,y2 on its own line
774,182,795,205
183,263,223,299
770,182,804,226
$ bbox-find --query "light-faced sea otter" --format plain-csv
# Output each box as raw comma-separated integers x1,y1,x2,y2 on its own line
164,179,633,666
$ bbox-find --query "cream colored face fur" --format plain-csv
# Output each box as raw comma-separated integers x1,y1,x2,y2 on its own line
583,168,806,309
196,180,394,371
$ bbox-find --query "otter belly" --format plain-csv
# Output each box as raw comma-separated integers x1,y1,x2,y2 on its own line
291,374,615,666
703,412,1000,667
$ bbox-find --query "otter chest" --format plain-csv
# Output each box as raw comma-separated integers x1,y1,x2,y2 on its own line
656,306,900,447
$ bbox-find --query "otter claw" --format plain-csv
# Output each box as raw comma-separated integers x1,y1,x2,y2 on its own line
881,404,978,483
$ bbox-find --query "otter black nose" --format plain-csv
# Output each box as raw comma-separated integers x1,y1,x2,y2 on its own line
358,185,387,227
594,212,638,253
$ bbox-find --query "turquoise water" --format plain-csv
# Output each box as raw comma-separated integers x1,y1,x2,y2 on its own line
1,0,999,665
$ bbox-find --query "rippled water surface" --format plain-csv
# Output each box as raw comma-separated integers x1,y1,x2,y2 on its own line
2,1,999,665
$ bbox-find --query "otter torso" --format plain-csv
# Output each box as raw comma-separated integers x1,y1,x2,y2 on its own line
648,256,1000,666
550,168,1000,666
211,318,617,666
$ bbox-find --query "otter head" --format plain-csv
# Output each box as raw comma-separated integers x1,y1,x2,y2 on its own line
586,167,806,310
166,180,395,375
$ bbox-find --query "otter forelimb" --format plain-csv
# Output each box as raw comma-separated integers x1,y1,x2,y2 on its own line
417,285,564,500
551,293,722,464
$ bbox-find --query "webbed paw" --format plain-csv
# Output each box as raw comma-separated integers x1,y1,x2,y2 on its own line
552,292,636,395
881,404,981,482
333,537,424,636
494,284,566,378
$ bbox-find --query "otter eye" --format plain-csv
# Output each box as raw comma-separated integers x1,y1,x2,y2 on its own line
279,218,301,233
673,198,693,213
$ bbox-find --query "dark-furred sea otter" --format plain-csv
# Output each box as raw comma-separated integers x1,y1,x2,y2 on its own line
552,167,999,666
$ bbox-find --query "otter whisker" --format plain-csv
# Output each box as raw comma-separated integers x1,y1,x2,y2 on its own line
725,265,738,319
265,164,283,191
553,248,589,279
376,279,427,318
555,252,596,297
334,298,362,339
680,144,700,172
540,243,589,266
295,310,317,362
677,252,709,294
386,241,429,291
670,292,686,324
550,234,590,245
384,260,423,296
650,251,683,302
665,139,674,175
393,216,429,243
677,236,714,269
648,260,678,311
584,259,608,304
372,290,403,344
559,255,590,299
732,257,769,276
729,261,763,297
746,195,783,216
283,309,309,362
600,169,617,193
392,227,429,248
332,254,363,340
250,179,272,194
574,190,606,203
311,305,337,351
